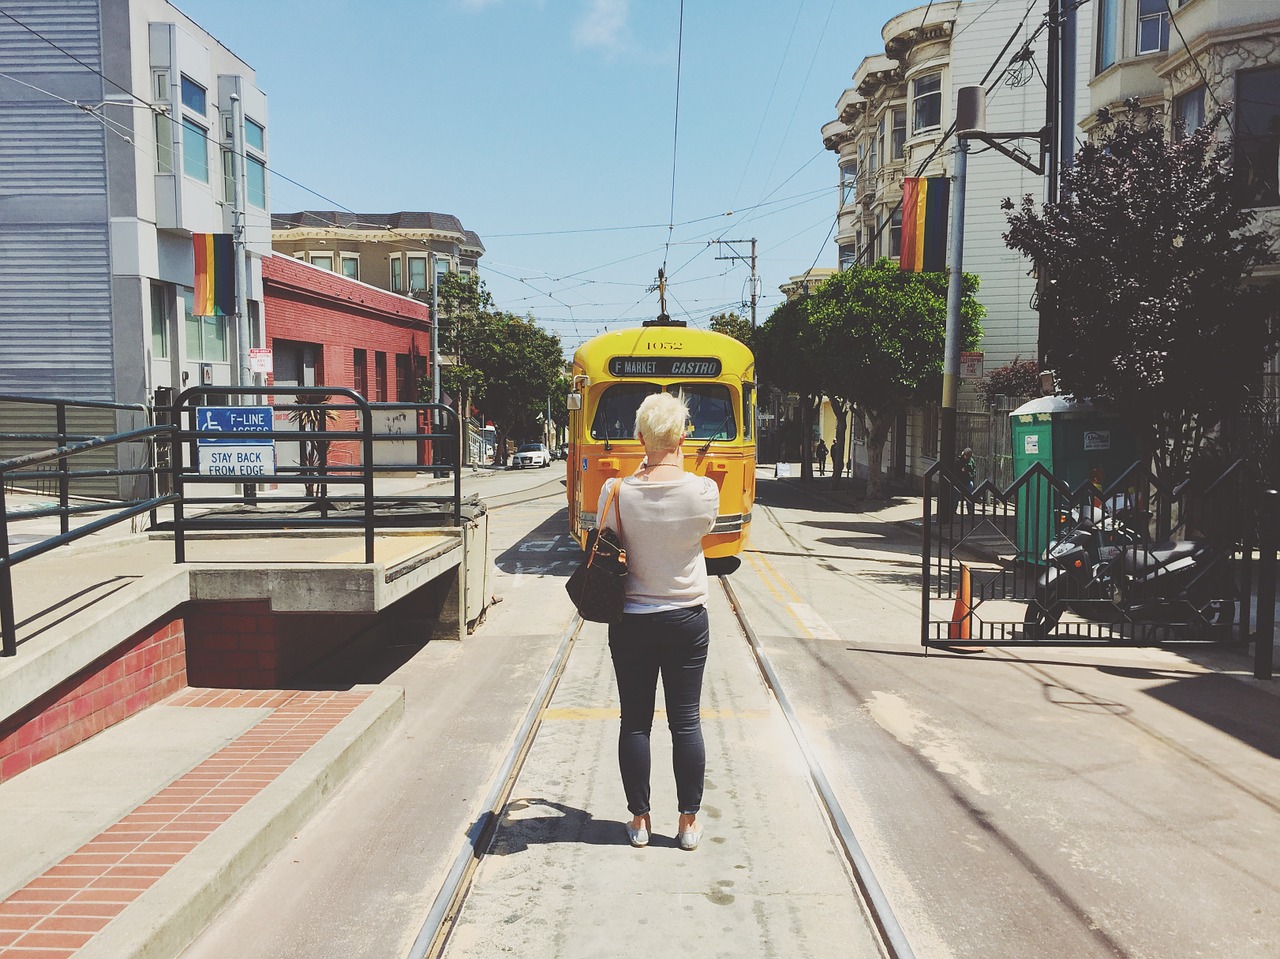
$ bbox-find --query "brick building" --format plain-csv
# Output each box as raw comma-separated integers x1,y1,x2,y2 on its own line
261,253,434,467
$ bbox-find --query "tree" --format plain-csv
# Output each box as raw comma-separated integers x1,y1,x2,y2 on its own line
709,311,755,347
1003,101,1280,483
466,313,563,466
978,358,1042,405
807,260,984,498
422,273,495,465
755,296,824,477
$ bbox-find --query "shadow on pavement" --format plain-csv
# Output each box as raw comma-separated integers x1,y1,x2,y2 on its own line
492,507,577,578
1143,672,1280,760
489,798,630,853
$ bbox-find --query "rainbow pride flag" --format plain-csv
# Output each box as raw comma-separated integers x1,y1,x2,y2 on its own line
899,176,950,273
192,233,235,316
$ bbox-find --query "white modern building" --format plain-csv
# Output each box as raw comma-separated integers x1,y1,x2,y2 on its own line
0,0,270,411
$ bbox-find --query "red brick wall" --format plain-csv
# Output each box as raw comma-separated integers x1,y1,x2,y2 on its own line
262,254,434,466
0,617,187,784
184,600,373,689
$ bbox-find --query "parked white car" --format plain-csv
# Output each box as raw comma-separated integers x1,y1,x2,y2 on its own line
512,443,551,468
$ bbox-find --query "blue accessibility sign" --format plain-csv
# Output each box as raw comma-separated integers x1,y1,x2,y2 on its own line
195,406,273,445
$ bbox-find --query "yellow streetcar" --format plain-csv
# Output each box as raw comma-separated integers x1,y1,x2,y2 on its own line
565,318,756,560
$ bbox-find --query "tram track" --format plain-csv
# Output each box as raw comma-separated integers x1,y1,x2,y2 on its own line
406,564,916,959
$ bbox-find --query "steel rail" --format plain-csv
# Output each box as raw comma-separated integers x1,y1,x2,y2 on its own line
719,574,917,959
407,615,584,959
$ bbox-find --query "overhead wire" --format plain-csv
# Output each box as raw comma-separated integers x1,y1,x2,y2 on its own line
662,0,686,276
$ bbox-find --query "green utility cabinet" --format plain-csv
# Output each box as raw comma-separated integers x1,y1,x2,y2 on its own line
1009,397,1140,561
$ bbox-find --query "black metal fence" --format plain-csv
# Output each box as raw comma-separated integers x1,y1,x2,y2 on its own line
922,459,1262,651
0,388,464,657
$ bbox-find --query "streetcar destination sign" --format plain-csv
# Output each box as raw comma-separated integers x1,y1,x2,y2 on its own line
607,356,722,377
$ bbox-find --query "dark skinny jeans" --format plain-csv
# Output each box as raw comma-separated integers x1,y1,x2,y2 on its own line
608,605,709,817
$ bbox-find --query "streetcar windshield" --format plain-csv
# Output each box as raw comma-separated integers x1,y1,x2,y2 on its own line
591,384,660,440
678,384,735,441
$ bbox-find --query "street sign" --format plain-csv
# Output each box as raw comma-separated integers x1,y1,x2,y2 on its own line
249,348,273,374
198,445,274,476
196,406,275,476
196,406,272,442
960,351,984,380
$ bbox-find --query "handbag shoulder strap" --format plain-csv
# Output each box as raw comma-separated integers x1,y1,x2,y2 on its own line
602,478,623,538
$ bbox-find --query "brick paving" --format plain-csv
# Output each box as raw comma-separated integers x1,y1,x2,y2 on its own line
0,688,369,958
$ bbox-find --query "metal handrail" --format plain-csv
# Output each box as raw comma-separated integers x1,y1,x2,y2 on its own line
1,389,466,658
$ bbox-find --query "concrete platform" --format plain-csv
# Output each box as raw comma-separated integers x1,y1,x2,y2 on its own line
2,529,463,725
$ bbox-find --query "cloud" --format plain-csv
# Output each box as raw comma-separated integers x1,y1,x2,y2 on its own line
572,0,629,50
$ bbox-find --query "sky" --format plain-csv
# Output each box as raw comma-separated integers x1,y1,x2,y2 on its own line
173,0,915,356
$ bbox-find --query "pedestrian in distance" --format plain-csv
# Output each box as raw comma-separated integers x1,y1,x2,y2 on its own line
831,437,844,482
597,392,719,851
816,438,828,476
943,447,977,520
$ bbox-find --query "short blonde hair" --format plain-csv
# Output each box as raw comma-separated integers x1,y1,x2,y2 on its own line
634,392,689,453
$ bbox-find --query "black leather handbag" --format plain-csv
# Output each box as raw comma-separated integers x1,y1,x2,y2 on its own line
566,480,627,623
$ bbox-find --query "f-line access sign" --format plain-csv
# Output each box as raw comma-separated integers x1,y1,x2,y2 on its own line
196,406,276,477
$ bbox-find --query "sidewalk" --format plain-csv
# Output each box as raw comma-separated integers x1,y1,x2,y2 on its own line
0,686,401,958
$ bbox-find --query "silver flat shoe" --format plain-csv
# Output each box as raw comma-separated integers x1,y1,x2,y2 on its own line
626,818,650,848
677,827,701,851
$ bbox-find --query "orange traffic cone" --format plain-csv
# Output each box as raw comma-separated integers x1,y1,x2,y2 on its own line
946,563,985,652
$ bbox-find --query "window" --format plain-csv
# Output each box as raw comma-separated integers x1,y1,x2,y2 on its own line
310,253,334,271
1096,0,1119,73
390,257,403,293
181,117,209,182
181,288,227,362
247,156,266,208
678,384,735,441
890,209,902,258
180,75,206,114
153,70,169,102
1236,66,1280,207
155,114,174,173
374,352,388,401
876,213,884,257
221,149,235,202
868,134,878,175
150,282,169,358
912,72,942,133
1173,86,1205,139
742,384,754,440
341,256,359,280
1137,0,1169,55
408,256,429,292
839,244,858,270
840,162,858,207
396,354,412,401
877,116,887,168
591,383,661,440
245,118,265,151
892,108,906,159
353,349,368,398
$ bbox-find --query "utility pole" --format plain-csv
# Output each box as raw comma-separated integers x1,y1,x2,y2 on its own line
229,93,251,394
712,238,759,326
940,137,970,481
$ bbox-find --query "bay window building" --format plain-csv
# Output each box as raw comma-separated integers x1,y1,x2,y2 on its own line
821,0,1093,484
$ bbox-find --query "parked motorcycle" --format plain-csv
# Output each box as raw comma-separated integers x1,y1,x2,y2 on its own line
1023,503,1235,639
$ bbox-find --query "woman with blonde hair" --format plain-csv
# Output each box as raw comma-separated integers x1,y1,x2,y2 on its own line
598,391,719,851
